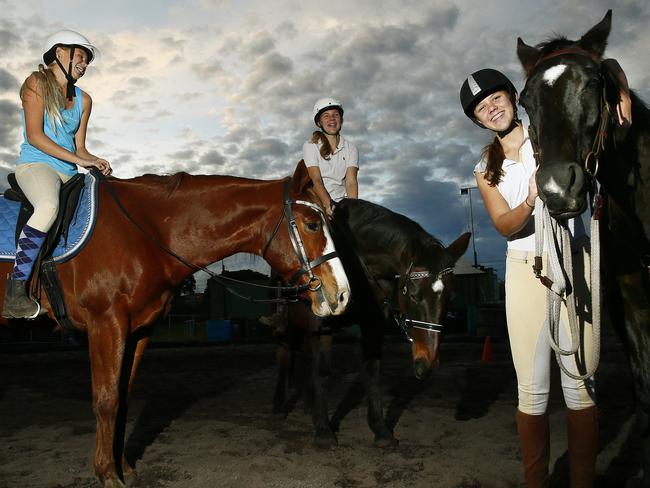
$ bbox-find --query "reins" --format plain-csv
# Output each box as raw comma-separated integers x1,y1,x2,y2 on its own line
96,171,336,303
527,50,609,380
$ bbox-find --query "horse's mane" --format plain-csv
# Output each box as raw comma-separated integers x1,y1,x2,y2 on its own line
534,36,587,58
337,199,444,263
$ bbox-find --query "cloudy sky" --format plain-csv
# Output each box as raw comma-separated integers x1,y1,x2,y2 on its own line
0,0,648,286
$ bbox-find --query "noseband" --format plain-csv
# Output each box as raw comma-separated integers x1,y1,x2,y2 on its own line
262,179,339,292
392,262,454,342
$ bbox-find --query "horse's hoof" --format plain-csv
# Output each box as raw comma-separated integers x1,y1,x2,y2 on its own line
103,479,126,488
373,435,399,448
314,432,338,448
123,468,138,487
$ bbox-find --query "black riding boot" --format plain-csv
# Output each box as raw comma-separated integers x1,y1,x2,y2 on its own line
2,277,40,319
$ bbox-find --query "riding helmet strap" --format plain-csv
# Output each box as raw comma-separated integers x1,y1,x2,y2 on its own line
53,45,78,101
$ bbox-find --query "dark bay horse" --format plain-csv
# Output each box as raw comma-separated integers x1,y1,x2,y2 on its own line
0,162,350,488
273,198,470,446
517,10,650,482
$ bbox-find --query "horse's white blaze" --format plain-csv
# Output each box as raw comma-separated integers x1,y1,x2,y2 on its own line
544,176,564,195
432,279,444,294
314,223,350,316
543,64,567,86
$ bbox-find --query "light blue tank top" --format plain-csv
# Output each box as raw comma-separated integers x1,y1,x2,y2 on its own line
17,85,82,176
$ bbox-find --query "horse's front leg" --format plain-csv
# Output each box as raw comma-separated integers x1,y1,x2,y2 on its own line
617,272,650,483
273,341,291,415
310,332,337,446
361,324,397,447
88,318,129,488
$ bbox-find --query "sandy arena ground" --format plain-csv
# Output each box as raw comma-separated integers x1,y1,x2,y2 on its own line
0,330,644,488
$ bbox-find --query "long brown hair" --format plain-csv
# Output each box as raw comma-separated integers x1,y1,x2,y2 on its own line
311,130,335,160
20,63,66,132
480,136,506,187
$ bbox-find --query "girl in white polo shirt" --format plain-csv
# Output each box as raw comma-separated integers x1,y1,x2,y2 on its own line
303,97,358,218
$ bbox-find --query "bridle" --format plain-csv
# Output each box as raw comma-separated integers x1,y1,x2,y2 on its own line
101,172,338,296
526,49,612,179
262,179,340,292
391,262,455,342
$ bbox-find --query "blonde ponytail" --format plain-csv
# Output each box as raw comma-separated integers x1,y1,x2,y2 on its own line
19,65,65,132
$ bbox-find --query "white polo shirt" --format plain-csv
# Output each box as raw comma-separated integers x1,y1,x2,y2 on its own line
474,126,585,251
303,134,359,202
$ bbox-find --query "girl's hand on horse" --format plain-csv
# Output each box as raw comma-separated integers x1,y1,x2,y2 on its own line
526,168,538,208
325,200,335,219
80,157,112,176
617,89,632,127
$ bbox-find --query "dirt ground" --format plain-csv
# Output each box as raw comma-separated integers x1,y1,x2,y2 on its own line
0,331,644,488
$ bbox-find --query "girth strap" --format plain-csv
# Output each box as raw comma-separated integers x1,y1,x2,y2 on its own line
40,259,75,331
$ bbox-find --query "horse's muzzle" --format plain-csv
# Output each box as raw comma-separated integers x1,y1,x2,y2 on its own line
537,161,589,218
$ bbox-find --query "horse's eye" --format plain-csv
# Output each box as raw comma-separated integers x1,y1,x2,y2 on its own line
305,221,320,232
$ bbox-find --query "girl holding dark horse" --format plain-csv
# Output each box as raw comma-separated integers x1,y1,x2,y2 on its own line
460,67,630,487
2,30,112,320
304,97,359,218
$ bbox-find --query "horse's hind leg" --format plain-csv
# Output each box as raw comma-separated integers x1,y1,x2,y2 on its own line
88,320,129,488
120,331,152,485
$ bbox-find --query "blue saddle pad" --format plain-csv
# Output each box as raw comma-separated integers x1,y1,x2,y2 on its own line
0,173,98,264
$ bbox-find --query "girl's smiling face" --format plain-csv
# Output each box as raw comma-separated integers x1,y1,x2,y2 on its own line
56,46,89,79
473,89,516,132
318,109,342,135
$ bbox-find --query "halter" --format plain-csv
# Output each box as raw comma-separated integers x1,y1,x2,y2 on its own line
390,262,455,342
261,179,339,292
527,49,611,178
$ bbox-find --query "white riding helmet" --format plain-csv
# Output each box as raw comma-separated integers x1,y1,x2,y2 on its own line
43,30,99,65
312,97,344,125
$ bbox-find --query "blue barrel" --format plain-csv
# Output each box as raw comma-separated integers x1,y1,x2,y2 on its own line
207,319,232,342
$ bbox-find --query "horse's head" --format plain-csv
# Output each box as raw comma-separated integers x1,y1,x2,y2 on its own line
398,232,471,380
517,10,621,219
264,161,350,317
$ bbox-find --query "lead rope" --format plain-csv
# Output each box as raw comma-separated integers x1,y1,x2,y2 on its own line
533,198,601,380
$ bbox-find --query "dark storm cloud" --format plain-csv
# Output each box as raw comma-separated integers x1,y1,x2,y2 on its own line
0,68,19,91
127,76,153,89
0,29,20,52
245,52,293,92
0,99,20,148
239,138,289,161
161,36,186,52
191,60,223,80
199,149,226,166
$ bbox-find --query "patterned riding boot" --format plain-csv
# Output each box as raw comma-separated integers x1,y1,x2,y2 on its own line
516,409,550,488
2,277,40,319
566,406,598,488
2,224,46,319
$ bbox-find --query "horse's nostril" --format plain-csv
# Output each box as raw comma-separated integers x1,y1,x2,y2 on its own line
338,290,348,304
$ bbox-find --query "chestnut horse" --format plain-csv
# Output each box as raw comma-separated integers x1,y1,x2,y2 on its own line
0,162,350,488
517,10,650,482
272,198,470,446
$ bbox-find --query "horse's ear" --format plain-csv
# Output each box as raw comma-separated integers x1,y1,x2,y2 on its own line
446,232,471,263
290,160,313,197
577,9,611,57
517,38,541,76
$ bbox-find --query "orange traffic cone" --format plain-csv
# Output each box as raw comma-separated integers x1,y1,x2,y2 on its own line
481,335,493,364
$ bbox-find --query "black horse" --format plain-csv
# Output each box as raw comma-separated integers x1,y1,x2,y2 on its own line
272,198,470,446
517,10,650,482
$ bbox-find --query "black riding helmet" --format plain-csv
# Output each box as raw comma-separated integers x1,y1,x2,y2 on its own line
460,69,518,128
